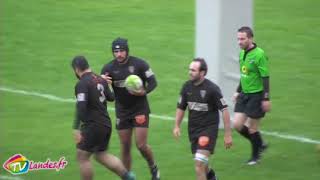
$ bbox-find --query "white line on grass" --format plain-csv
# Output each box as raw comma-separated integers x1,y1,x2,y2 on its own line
1,86,320,145
0,175,24,180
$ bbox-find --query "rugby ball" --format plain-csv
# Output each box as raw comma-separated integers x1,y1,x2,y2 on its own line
124,75,143,92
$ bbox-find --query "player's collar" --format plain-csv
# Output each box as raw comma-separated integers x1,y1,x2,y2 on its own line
245,43,257,53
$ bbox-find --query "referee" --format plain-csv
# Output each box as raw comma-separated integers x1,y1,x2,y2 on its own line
233,26,271,165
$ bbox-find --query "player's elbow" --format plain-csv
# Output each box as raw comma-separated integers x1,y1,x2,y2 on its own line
107,95,115,102
146,77,157,93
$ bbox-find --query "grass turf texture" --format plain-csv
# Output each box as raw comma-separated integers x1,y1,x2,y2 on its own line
1,0,319,179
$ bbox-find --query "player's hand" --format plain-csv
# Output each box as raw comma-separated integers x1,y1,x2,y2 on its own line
232,92,240,103
101,73,112,84
128,88,146,96
173,126,181,139
73,130,82,144
262,100,271,112
224,133,233,149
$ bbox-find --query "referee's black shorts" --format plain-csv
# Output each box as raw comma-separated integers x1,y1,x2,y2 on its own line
77,124,111,152
234,92,265,119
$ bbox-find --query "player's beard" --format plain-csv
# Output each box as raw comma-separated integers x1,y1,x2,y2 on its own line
190,74,201,83
239,43,248,50
75,73,80,79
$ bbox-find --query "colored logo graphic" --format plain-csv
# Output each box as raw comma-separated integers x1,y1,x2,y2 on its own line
3,154,30,175
241,65,248,74
3,154,68,175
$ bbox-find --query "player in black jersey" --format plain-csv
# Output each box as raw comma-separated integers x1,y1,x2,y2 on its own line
101,38,160,180
72,56,135,180
173,58,232,180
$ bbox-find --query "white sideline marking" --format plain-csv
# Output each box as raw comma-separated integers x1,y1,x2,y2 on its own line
1,86,320,145
0,175,24,180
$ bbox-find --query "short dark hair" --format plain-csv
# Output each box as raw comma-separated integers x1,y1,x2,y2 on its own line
71,56,89,71
112,37,129,52
193,57,207,76
238,26,254,38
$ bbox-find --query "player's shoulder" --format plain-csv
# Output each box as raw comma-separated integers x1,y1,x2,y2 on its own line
75,77,88,90
204,79,221,92
182,80,192,89
130,56,148,65
254,46,266,56
106,59,117,67
101,59,117,73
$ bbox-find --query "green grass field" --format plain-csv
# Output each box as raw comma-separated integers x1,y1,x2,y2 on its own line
1,0,319,179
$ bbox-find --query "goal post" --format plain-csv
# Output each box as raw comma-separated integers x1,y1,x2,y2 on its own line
195,0,253,127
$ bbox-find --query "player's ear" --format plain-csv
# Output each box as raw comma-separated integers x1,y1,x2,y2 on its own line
200,70,205,77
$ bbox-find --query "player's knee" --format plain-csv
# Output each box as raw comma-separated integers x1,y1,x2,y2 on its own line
136,143,148,152
77,152,90,163
248,127,258,134
233,120,244,131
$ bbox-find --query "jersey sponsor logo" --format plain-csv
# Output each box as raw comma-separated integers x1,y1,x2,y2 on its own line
135,115,146,125
77,93,86,102
241,65,248,74
198,136,210,147
128,66,135,73
249,59,255,64
187,102,208,111
145,68,154,78
200,90,206,99
113,80,126,88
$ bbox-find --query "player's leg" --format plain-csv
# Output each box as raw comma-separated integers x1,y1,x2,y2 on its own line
234,93,251,140
245,93,267,165
247,118,267,164
135,127,160,180
233,112,250,139
193,130,218,180
76,149,93,180
194,150,210,180
134,114,160,180
93,126,135,180
94,152,135,180
118,129,133,170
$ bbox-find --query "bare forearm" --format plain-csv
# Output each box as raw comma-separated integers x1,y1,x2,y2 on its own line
175,108,185,127
222,109,232,135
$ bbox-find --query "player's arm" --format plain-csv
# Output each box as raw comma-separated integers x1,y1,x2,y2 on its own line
100,64,112,85
221,108,232,149
257,52,271,112
174,108,185,138
232,82,242,103
140,61,157,94
104,83,115,102
73,82,88,130
212,88,232,149
173,85,188,138
73,82,88,143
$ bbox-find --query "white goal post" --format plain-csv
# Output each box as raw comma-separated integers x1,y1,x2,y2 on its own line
195,0,253,127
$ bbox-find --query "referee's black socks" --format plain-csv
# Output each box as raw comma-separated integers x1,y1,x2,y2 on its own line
238,125,251,140
250,131,263,158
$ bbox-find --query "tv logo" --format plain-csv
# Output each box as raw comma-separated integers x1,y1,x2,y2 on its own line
3,154,30,175
3,154,68,175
